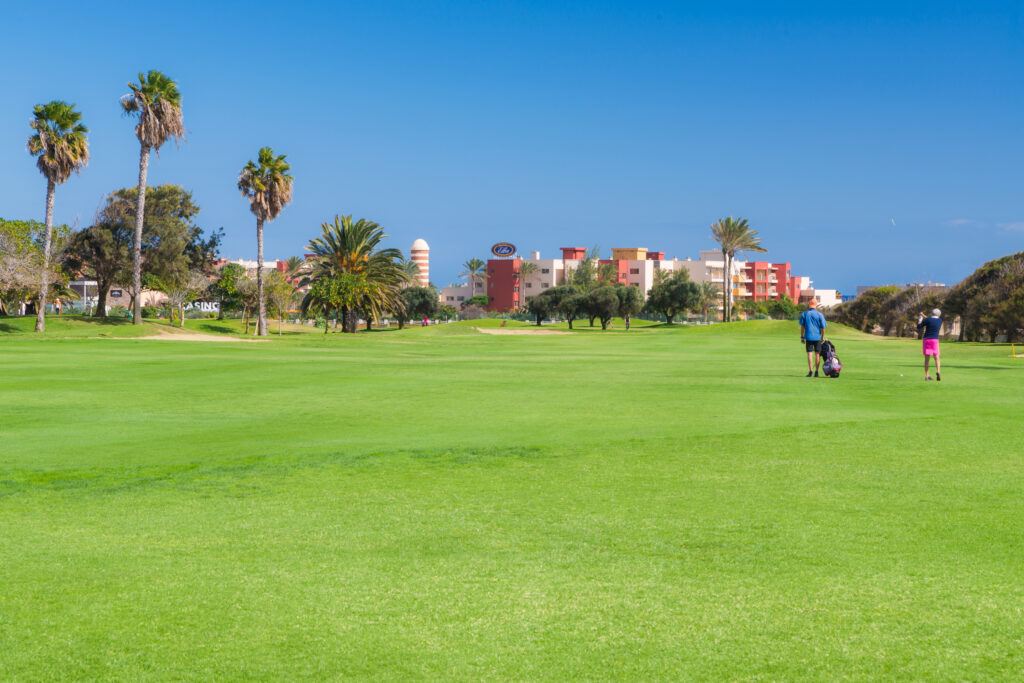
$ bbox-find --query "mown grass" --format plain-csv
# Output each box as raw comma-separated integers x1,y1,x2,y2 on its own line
0,319,1022,679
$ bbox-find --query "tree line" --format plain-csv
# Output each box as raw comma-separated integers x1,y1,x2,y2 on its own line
14,70,297,336
831,251,1024,342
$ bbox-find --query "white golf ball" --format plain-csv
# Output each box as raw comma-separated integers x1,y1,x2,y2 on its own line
900,374,903,377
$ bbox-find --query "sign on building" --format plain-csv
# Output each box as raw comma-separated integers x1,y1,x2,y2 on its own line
491,242,515,257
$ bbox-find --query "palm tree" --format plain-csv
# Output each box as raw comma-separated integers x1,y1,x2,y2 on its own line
460,258,486,299
302,215,407,332
238,147,294,336
400,258,422,285
121,70,185,325
284,255,305,281
696,281,720,322
710,216,765,322
517,260,537,309
27,101,89,332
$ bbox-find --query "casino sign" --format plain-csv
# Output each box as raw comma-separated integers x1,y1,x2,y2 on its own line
490,242,515,257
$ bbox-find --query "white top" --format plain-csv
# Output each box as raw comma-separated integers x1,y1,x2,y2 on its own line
411,238,429,251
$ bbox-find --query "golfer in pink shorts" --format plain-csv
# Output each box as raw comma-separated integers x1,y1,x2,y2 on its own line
916,309,943,381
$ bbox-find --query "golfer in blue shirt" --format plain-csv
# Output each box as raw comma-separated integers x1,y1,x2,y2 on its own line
799,300,828,377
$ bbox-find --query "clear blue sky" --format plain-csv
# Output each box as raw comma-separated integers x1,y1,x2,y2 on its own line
2,1,1021,293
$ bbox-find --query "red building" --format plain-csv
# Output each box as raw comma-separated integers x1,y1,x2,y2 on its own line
742,261,799,302
486,258,520,311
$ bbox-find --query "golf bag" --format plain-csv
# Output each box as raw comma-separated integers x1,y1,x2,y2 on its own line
821,339,842,378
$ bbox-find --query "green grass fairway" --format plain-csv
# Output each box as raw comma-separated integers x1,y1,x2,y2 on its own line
1,320,1022,679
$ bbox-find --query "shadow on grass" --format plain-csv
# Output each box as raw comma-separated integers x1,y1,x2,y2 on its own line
193,323,236,335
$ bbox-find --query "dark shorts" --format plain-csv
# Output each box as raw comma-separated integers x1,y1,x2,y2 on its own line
805,339,822,353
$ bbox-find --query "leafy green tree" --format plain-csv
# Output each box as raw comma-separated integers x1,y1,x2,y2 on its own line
93,185,212,313
27,101,89,331
614,284,644,329
264,270,297,334
525,288,553,325
154,269,209,327
767,294,798,320
62,219,132,317
460,258,487,299
710,216,766,322
645,269,699,324
463,295,489,309
597,262,619,285
238,147,293,336
559,289,586,329
210,263,246,319
566,246,601,292
438,304,458,321
1,219,55,315
585,286,619,330
122,70,184,324
302,273,370,335
397,286,440,329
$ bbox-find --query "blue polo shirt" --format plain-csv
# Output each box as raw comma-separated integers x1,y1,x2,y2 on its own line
917,316,942,339
799,309,827,341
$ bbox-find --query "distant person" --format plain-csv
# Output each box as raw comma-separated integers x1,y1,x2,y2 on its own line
917,309,943,381
799,300,828,377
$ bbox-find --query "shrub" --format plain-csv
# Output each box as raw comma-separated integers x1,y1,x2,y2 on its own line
141,305,161,319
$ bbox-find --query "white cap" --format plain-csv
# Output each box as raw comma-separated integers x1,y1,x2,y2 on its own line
411,238,429,251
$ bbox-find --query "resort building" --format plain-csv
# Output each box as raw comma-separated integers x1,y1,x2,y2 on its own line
439,245,838,314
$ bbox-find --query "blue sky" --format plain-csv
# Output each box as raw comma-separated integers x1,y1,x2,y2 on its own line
2,1,1021,293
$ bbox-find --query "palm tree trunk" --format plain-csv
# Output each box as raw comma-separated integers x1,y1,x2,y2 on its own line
34,179,56,332
723,250,732,322
132,145,150,325
256,217,267,336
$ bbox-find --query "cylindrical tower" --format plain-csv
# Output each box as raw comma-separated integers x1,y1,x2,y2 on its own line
410,238,430,287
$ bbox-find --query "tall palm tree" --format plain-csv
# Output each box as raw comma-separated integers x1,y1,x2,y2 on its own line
517,260,537,309
302,215,407,333
710,216,765,322
27,101,89,332
121,70,184,324
238,147,294,336
460,258,486,299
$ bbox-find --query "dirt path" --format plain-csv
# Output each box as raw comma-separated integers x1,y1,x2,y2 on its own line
474,327,570,336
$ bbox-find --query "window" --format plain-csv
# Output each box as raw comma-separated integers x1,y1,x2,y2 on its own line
542,283,550,289
513,286,519,292
541,268,550,274
526,282,532,288
489,282,494,288
457,296,464,301
446,296,454,301
629,268,640,275
489,296,494,302
757,283,766,293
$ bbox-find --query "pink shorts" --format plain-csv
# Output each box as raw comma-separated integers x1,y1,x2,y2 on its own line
923,338,939,355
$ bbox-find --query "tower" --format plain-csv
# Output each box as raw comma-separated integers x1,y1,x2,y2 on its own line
410,238,429,287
